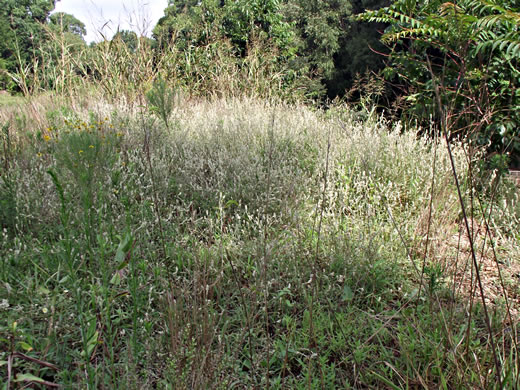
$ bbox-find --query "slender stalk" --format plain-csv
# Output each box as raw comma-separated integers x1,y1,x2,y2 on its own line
427,56,502,387
139,99,167,259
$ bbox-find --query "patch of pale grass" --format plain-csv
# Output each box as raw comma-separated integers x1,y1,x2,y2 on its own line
2,92,520,387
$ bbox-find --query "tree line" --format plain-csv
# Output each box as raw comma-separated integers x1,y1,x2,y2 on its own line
0,0,387,98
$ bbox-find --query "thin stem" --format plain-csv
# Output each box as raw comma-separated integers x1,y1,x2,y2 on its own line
427,56,502,387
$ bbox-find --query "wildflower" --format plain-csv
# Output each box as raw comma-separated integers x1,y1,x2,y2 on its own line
79,150,84,154
89,145,94,149
42,307,48,314
43,135,51,142
37,152,42,158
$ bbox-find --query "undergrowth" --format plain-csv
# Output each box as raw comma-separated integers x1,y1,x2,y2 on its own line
0,95,519,389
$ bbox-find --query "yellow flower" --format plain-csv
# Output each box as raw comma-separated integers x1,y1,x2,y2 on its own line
89,145,94,149
79,150,84,154
43,135,51,142
37,152,43,158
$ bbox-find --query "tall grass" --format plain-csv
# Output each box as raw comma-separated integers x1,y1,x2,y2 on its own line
0,94,519,388
10,24,307,104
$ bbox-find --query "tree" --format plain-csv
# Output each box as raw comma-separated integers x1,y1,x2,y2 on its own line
282,0,388,98
49,12,86,37
153,0,294,54
153,0,206,48
151,0,387,99
151,0,302,99
0,0,59,90
359,0,520,166
113,30,139,52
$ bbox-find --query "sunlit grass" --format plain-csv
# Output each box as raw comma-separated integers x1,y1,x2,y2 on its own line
0,94,519,388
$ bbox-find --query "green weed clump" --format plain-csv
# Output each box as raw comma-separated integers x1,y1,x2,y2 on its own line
0,96,519,388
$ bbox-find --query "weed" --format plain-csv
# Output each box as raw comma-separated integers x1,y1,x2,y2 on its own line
146,76,176,131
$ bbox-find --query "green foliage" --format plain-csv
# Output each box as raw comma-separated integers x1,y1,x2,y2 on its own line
283,0,353,95
150,0,388,99
358,0,520,165
146,76,176,130
151,0,309,100
154,0,295,56
281,0,388,98
113,30,139,52
49,12,87,37
0,0,57,91
0,0,387,100
0,174,17,233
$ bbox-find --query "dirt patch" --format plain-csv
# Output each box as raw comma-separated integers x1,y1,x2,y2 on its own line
414,194,520,319
445,224,520,318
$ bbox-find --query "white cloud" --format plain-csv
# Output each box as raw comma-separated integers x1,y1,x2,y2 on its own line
53,0,169,43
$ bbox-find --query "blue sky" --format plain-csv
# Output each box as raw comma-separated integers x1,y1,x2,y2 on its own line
53,0,169,43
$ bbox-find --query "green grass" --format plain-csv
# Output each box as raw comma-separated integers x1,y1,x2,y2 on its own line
0,95,519,389
0,93,24,108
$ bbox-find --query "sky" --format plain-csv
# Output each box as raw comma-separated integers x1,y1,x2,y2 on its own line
53,0,169,43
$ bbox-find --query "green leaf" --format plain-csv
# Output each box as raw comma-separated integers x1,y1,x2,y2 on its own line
342,285,354,302
14,373,45,383
87,330,99,349
38,286,50,295
110,271,121,286
18,341,33,351
115,233,133,269
225,199,238,208
369,370,401,390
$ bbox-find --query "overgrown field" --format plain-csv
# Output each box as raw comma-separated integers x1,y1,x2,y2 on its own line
1,95,519,388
